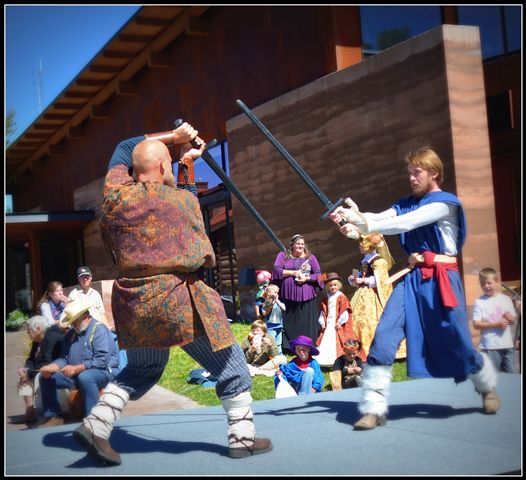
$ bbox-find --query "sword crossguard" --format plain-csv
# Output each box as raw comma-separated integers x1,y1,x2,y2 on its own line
320,197,345,221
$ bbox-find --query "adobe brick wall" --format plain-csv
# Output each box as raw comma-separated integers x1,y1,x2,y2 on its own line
226,25,499,316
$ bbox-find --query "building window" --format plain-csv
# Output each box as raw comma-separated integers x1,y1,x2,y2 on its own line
172,140,230,191
6,194,13,213
503,6,521,53
486,91,513,132
359,6,442,57
195,140,230,189
457,6,520,59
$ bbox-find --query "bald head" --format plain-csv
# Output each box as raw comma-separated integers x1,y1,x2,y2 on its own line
132,140,175,186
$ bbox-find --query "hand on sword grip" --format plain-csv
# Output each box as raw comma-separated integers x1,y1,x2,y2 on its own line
174,119,200,148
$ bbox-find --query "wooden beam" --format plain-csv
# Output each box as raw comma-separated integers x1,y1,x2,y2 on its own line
91,104,110,119
103,50,136,59
186,17,210,36
117,81,138,96
13,141,43,147
9,147,37,152
76,79,107,87
33,124,57,130
64,91,93,99
7,151,32,157
148,52,171,68
53,102,79,110
25,133,49,139
43,113,72,120
119,34,156,43
89,65,122,73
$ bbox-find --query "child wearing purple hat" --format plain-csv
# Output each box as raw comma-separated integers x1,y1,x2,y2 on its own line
275,335,324,395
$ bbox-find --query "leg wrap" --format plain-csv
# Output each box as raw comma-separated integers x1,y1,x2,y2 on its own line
469,352,498,393
358,364,393,417
221,391,256,449
83,383,130,440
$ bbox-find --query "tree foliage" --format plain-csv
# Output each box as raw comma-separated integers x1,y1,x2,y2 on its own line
6,109,17,147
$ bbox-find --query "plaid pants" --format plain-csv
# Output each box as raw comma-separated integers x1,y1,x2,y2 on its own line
112,336,251,401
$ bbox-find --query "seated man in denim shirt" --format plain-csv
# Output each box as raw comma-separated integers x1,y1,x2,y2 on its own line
38,297,119,427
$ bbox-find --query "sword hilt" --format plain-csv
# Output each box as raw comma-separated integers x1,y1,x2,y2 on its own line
174,119,202,149
320,197,345,221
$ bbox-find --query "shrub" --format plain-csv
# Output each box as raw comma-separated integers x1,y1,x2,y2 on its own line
6,309,29,331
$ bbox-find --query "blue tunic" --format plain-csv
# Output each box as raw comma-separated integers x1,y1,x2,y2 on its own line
368,191,483,383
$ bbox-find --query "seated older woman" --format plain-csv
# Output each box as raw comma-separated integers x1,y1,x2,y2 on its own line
14,315,64,424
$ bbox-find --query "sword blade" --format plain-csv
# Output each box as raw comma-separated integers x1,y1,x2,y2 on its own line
174,119,286,252
236,99,339,217
200,142,286,252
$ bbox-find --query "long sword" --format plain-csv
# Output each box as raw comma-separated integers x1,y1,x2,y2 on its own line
236,99,347,223
174,119,286,252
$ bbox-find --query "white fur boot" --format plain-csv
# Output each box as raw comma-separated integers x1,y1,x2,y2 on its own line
468,352,500,414
354,364,392,430
82,383,130,439
221,391,272,458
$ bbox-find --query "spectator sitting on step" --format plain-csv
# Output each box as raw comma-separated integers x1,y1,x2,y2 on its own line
13,315,64,424
68,266,109,327
241,320,286,377
37,297,119,427
37,281,70,327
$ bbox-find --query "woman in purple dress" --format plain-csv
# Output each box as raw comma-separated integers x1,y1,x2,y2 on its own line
272,234,322,352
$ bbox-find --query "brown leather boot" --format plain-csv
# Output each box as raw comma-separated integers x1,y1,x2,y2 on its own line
482,389,501,414
353,413,387,430
73,424,121,466
229,437,273,458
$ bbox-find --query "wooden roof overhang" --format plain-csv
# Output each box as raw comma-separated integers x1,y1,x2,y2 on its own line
6,210,96,243
6,5,210,185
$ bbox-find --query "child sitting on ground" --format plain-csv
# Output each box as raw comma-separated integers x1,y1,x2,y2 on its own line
275,335,324,395
241,320,287,377
255,283,286,354
330,338,364,390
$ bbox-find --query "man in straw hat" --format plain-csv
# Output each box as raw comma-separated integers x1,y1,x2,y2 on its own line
330,146,501,429
73,123,271,466
38,297,119,428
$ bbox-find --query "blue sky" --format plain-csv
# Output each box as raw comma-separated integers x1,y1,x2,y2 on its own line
5,5,141,143
5,4,226,201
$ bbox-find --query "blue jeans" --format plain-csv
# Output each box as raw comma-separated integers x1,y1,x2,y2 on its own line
40,369,113,417
266,324,283,354
483,348,516,373
287,367,315,395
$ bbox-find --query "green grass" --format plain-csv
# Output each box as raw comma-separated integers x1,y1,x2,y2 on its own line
158,322,411,407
